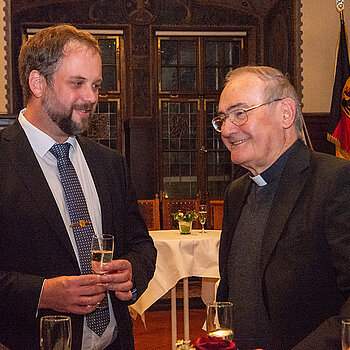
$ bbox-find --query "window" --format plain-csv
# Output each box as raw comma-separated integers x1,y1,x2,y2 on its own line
90,33,123,150
157,32,246,199
161,99,198,198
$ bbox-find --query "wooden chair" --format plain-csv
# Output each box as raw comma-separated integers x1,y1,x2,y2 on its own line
210,200,224,230
162,193,201,229
138,194,161,230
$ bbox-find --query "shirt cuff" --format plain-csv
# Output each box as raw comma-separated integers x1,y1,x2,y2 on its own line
36,279,46,317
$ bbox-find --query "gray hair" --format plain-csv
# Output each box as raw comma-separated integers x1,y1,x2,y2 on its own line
224,66,304,138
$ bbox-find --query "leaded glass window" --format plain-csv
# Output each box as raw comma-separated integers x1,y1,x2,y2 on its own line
88,100,119,149
157,33,246,199
99,38,119,92
205,40,241,92
205,100,233,198
93,35,122,150
159,39,197,93
161,100,198,198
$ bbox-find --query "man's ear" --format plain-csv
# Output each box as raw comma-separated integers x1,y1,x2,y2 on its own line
281,98,296,129
28,70,46,98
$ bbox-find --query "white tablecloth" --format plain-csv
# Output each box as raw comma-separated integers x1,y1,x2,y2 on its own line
129,229,221,317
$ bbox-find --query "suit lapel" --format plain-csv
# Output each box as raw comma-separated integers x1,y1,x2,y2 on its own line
1,121,77,261
260,142,312,272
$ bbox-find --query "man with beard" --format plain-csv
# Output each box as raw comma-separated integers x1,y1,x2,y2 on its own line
0,24,156,350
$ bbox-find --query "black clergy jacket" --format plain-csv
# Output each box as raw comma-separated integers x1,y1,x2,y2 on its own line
217,139,350,350
0,120,156,350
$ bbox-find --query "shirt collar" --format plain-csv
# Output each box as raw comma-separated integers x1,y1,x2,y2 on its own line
18,108,78,158
249,139,300,186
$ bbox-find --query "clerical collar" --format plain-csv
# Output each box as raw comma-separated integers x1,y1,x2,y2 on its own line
249,139,300,186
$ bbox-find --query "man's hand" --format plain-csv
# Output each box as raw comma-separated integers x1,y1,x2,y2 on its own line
100,259,133,301
39,275,107,314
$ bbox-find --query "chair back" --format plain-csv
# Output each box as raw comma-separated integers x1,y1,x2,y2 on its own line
138,194,161,230
209,200,224,230
162,193,201,229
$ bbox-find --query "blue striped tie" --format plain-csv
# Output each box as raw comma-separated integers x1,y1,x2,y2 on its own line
50,142,110,337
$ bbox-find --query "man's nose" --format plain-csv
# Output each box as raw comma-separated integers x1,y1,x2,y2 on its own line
221,119,240,136
81,85,98,104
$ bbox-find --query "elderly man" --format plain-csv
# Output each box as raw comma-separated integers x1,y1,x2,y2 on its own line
213,66,350,350
0,24,156,350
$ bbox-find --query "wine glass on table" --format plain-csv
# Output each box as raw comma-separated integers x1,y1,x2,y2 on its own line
91,234,114,308
198,204,207,234
40,315,71,350
206,302,234,341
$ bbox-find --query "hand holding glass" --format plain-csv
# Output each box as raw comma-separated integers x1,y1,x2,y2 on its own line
40,315,71,350
198,204,207,234
91,234,114,307
206,302,234,341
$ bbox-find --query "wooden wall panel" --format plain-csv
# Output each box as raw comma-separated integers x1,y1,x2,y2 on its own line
304,113,332,154
126,119,159,199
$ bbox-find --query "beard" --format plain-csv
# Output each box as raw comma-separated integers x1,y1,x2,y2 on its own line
42,86,95,136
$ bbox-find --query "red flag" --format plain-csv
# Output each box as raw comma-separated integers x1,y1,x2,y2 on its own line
328,17,350,159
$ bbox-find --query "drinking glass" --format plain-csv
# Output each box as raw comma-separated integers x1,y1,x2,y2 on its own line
206,302,233,341
198,204,207,234
342,319,350,350
40,315,71,350
91,234,114,308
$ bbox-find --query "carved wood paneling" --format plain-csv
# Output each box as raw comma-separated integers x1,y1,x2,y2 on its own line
121,0,161,25
126,118,159,199
304,113,332,154
157,1,259,26
263,0,301,95
132,25,149,55
133,69,151,117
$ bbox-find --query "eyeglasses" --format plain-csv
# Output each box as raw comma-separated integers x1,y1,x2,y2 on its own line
211,98,283,132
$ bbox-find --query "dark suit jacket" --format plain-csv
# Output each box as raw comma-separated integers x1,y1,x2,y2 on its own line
0,120,157,350
217,140,350,350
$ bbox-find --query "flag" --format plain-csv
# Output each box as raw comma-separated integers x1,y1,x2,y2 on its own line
328,17,350,159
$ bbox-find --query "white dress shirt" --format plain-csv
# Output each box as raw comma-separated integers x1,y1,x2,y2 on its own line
19,109,117,350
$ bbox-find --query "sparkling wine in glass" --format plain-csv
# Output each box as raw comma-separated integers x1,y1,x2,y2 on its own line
198,204,207,234
40,315,71,350
91,234,114,308
206,302,234,341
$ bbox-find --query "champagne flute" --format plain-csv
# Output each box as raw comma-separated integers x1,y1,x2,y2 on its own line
198,204,207,234
342,319,350,350
206,302,234,341
91,234,114,308
40,315,71,350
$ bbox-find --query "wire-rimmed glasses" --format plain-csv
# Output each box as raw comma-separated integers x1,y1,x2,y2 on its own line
211,98,283,132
